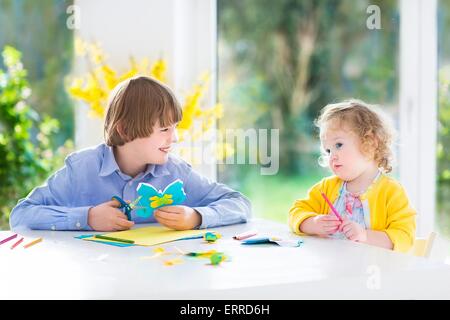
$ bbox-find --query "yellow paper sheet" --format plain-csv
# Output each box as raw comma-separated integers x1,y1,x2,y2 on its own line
83,226,208,246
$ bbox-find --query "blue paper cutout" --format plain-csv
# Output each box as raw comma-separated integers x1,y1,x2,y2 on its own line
241,237,304,247
135,179,187,218
75,234,94,239
177,234,204,241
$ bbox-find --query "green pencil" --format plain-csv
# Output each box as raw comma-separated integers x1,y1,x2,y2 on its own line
94,234,135,244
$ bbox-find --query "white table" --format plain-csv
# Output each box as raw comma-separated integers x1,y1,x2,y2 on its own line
1,219,450,299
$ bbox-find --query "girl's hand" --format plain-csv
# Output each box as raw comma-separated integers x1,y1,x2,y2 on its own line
154,205,202,230
338,217,367,242
300,214,341,236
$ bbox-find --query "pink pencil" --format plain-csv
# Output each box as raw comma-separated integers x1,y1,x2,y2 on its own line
233,230,258,240
320,192,343,222
10,237,24,250
0,233,17,245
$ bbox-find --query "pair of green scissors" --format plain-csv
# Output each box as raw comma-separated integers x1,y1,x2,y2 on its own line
111,195,144,221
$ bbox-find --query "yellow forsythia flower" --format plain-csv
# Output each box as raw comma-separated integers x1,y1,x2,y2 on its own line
151,59,167,83
68,39,229,158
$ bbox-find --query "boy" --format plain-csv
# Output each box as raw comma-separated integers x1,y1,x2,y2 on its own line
10,76,251,232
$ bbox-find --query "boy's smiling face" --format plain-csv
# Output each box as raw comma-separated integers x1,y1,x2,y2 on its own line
320,122,374,181
128,121,179,165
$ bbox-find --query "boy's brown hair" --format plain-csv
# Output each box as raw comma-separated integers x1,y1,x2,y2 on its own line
315,99,395,173
104,75,182,146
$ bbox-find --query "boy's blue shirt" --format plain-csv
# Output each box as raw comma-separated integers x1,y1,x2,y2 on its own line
9,143,251,231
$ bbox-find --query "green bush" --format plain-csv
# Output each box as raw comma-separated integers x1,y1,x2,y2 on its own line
0,46,72,229
438,66,450,185
437,67,450,238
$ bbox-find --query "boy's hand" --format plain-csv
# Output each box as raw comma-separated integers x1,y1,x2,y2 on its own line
88,200,135,231
338,217,367,242
154,205,202,230
300,214,341,236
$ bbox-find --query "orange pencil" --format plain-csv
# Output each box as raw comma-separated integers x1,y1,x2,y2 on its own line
23,237,43,249
10,237,24,250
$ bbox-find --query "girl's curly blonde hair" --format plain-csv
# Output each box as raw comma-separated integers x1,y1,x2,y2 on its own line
315,99,395,173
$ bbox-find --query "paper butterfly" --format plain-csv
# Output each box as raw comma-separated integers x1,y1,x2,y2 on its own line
135,179,187,218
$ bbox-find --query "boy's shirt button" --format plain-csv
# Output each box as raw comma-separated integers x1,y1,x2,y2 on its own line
76,222,81,228
51,225,56,231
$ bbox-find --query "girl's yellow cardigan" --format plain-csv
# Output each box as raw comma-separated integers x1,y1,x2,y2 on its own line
288,174,416,252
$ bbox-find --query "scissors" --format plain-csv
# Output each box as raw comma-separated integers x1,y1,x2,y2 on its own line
111,195,145,221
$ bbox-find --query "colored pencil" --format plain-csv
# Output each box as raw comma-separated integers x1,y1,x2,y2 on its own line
94,235,135,244
10,237,24,250
320,192,343,222
23,237,43,249
233,230,258,240
0,233,17,245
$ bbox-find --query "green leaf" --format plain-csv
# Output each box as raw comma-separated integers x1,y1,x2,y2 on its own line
0,45,73,229
3,46,22,68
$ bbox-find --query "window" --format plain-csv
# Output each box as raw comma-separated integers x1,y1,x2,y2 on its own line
438,0,450,239
217,0,400,222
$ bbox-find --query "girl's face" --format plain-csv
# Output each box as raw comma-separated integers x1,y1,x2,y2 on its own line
129,121,179,165
320,122,375,181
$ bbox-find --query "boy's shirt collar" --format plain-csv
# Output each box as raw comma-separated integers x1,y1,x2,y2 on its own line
99,144,170,179
142,163,170,178
99,145,120,177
